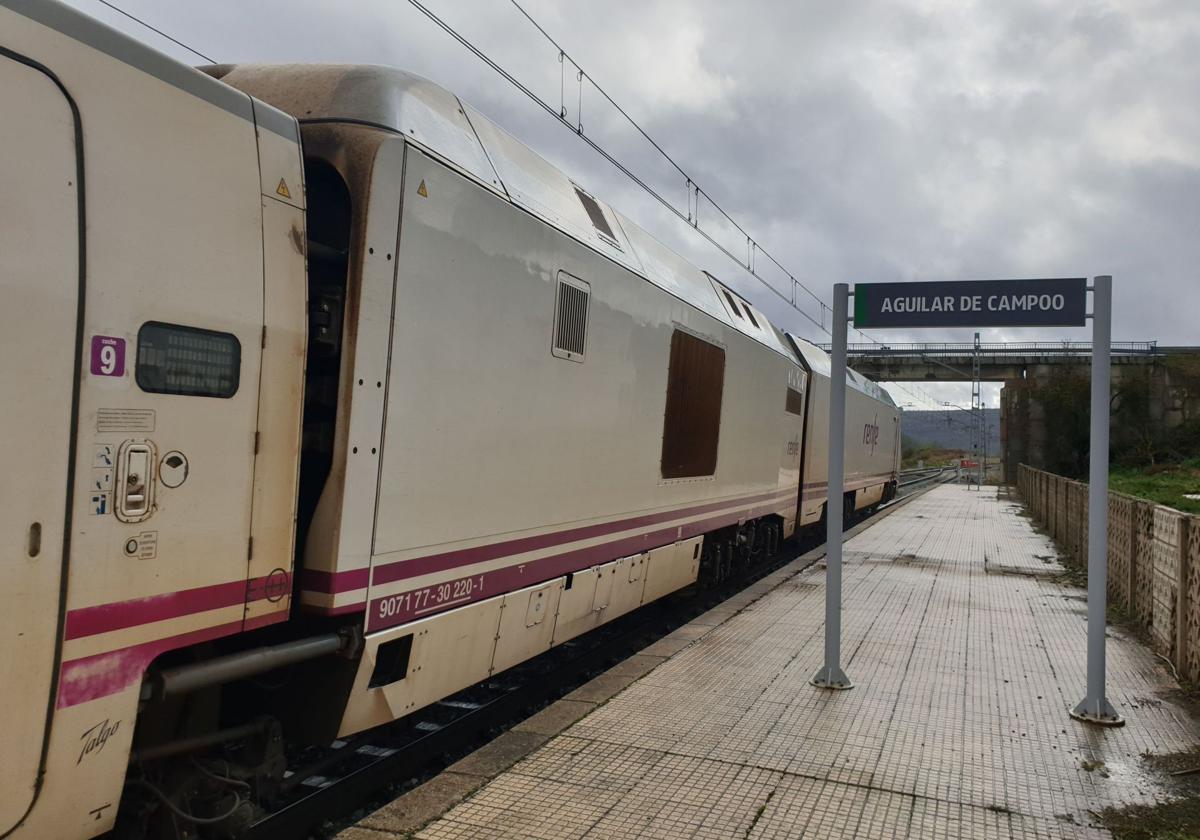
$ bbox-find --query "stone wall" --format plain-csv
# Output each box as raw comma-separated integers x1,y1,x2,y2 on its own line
1002,354,1200,482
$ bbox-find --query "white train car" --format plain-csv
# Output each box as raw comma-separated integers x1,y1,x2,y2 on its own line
787,335,901,527
209,62,805,736
0,2,899,836
0,2,306,837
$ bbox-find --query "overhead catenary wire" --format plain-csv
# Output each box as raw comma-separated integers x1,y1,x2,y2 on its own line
505,0,914,355
403,0,829,336
91,0,948,410
476,2,947,407
508,0,826,310
92,0,217,64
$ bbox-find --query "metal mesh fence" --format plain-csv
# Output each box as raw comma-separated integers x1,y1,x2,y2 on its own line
1017,463,1200,682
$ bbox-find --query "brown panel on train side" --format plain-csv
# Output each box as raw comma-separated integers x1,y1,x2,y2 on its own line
661,330,726,479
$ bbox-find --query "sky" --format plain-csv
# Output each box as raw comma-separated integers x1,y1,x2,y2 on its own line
65,0,1200,408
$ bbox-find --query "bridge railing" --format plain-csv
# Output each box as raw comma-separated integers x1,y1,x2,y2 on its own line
814,341,1159,357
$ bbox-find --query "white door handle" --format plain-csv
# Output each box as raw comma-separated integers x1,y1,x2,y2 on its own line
116,441,155,522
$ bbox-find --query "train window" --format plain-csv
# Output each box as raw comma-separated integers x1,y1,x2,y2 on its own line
135,322,240,398
552,273,590,362
573,185,618,243
661,330,725,479
722,290,744,319
786,387,805,416
742,302,760,329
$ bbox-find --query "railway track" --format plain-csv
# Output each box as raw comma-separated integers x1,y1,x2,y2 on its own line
227,477,953,840
898,465,956,489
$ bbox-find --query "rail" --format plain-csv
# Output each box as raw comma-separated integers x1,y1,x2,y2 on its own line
898,466,955,488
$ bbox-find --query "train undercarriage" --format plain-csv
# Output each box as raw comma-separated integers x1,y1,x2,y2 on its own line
114,511,801,839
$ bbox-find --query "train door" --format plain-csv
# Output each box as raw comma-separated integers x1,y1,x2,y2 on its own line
893,416,901,474
786,370,809,535
0,52,81,832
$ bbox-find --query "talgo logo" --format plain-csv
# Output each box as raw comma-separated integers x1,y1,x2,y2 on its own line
78,718,119,765
863,415,880,455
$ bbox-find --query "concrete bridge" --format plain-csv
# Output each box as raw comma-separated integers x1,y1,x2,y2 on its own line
818,340,1169,381
816,341,1200,481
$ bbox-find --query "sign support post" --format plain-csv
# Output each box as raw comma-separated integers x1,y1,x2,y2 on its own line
811,282,853,690
831,275,1120,726
1071,275,1123,725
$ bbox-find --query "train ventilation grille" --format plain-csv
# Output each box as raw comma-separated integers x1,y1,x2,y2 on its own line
553,273,590,362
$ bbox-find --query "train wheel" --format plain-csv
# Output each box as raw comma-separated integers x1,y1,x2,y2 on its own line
720,538,733,582
699,540,719,588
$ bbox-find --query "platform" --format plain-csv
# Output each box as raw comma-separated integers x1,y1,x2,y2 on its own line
342,484,1200,839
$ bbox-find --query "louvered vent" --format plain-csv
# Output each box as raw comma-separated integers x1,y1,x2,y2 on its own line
553,274,590,362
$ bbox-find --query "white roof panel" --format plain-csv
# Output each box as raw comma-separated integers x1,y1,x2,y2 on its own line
613,210,730,326
214,64,807,360
463,104,644,277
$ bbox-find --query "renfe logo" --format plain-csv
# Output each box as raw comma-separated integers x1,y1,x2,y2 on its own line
863,415,880,455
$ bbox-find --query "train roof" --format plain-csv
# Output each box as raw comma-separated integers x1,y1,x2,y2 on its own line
786,334,897,406
205,63,796,360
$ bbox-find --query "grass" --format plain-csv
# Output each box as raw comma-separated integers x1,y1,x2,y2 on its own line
1109,458,1200,514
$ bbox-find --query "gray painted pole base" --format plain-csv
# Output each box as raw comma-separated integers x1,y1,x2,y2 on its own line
1069,697,1125,727
810,664,854,690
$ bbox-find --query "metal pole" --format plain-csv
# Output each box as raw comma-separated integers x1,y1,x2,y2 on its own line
972,331,982,489
1071,275,1123,725
982,414,988,484
812,283,852,689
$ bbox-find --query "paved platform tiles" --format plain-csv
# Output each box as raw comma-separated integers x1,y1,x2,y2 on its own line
345,485,1200,839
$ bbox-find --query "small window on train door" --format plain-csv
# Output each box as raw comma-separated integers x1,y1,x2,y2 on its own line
136,322,241,398
661,329,725,479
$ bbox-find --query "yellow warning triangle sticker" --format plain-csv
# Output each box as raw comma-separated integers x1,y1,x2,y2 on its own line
276,178,291,199
417,180,428,198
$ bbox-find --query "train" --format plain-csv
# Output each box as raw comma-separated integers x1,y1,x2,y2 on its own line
0,1,901,837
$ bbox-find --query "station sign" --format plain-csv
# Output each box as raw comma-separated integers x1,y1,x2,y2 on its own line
853,278,1087,328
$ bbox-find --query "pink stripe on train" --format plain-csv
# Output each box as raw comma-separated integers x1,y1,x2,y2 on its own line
64,571,292,641
364,497,794,632
56,608,287,709
301,486,798,597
